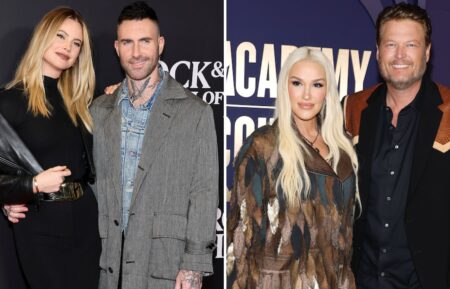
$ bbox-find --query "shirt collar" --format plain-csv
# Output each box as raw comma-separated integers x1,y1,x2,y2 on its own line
381,77,429,113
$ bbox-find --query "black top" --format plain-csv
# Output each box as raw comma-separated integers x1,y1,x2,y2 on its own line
0,77,87,182
357,83,424,289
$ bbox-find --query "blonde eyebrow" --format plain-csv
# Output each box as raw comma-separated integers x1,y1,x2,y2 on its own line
58,29,82,43
289,76,325,82
57,29,68,36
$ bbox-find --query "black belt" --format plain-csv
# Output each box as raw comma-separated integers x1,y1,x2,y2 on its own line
36,182,84,202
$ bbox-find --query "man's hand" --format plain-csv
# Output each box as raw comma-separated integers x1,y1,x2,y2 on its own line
3,204,28,223
174,270,202,289
104,83,120,94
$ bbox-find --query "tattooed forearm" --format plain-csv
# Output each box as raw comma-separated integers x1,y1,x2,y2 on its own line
179,270,202,289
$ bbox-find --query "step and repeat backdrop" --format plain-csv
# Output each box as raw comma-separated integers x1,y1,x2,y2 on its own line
225,0,450,203
0,0,223,288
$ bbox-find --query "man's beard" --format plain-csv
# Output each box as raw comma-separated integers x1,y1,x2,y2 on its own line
379,60,427,90
124,56,156,81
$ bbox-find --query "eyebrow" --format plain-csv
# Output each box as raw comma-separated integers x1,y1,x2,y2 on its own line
289,76,326,82
383,39,421,43
58,29,82,43
119,37,153,42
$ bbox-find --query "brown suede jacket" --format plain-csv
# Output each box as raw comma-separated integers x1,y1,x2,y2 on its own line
227,124,357,289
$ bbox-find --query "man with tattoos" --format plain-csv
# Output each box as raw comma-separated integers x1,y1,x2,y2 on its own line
91,2,219,289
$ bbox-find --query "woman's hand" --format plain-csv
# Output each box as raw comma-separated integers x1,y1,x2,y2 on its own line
34,166,71,193
3,204,27,223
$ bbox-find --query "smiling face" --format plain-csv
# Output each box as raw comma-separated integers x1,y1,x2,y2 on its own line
377,19,430,91
288,59,327,128
42,18,83,78
115,19,165,81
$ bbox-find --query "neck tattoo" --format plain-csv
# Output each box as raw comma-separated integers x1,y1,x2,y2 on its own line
128,76,159,104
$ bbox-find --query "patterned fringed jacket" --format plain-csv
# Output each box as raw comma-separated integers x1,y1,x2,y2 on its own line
227,124,356,289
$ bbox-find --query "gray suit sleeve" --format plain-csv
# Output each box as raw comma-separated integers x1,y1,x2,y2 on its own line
180,105,219,275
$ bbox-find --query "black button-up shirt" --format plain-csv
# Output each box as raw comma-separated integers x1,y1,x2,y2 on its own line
356,85,424,289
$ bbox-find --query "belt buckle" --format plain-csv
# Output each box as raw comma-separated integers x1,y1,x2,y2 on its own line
59,182,83,201
35,182,84,202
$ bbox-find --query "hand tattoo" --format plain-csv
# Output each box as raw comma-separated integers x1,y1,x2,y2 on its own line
180,270,202,289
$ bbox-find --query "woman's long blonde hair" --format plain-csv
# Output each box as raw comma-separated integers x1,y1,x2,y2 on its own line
275,47,359,208
6,7,95,132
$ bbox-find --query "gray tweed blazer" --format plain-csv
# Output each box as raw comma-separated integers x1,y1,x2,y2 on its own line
91,72,218,289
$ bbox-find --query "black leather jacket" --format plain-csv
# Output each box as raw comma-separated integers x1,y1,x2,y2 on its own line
0,113,95,204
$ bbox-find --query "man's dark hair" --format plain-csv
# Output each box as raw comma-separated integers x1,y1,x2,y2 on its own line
118,1,159,26
376,3,432,45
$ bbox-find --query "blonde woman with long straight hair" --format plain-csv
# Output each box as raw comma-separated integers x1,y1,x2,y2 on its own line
0,7,100,289
228,47,359,289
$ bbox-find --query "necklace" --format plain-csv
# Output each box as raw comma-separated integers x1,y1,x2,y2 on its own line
301,130,320,152
128,76,159,104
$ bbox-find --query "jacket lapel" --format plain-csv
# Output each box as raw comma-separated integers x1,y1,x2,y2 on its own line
407,81,442,204
129,75,185,207
102,88,124,206
357,85,385,212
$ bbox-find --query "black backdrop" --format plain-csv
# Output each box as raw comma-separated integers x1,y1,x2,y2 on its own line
0,0,223,288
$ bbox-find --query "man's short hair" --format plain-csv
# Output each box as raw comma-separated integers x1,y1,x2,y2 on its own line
118,1,159,26
376,3,432,45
